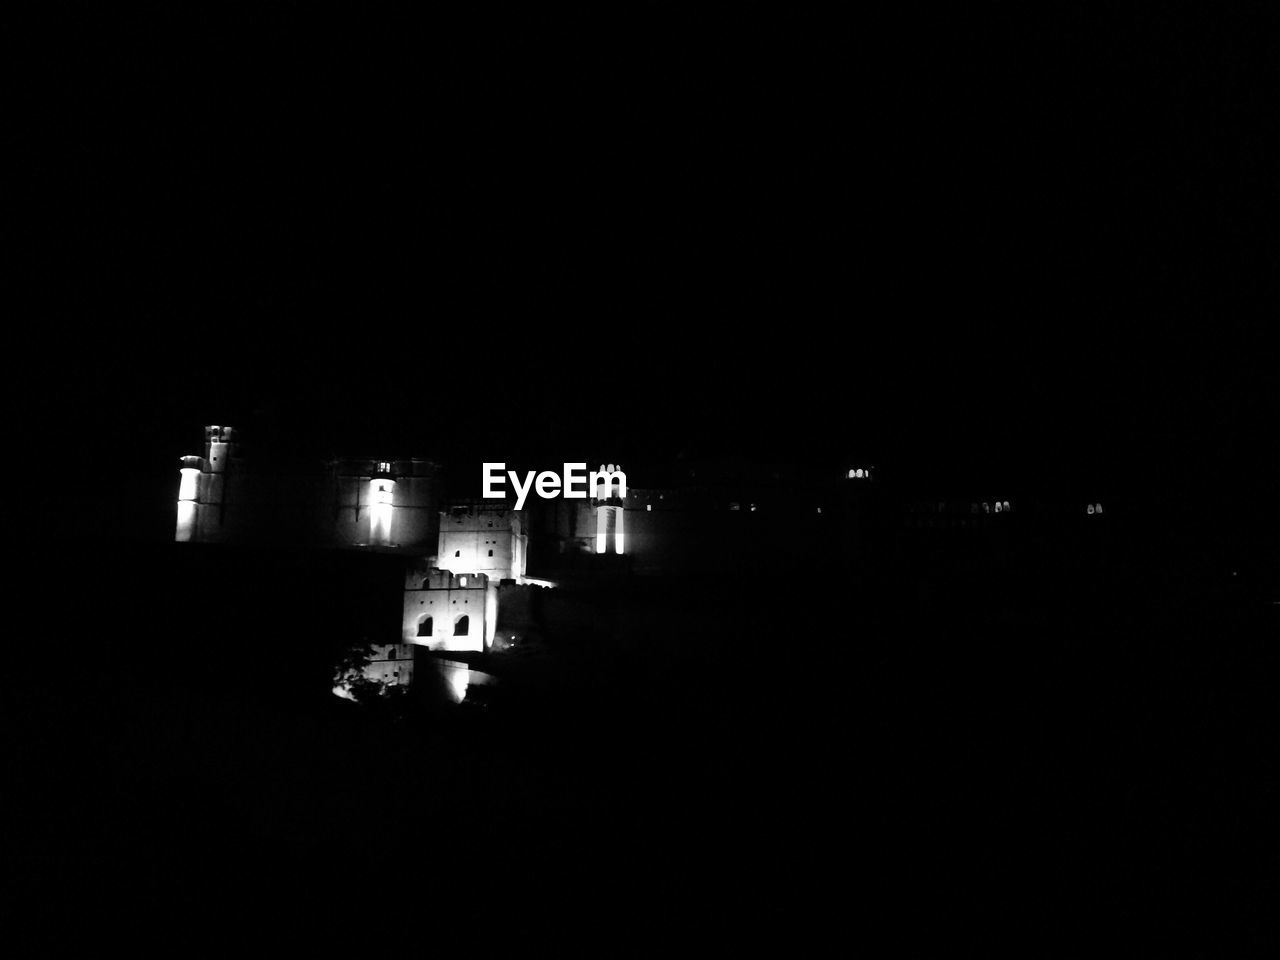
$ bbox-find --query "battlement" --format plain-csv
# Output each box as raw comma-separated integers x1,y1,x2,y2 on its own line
443,501,520,529
329,457,441,479
406,566,490,591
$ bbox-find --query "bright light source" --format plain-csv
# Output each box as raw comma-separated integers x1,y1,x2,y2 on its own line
444,665,469,703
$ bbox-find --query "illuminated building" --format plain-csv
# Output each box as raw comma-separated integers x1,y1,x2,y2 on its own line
171,424,1119,700
436,501,528,582
173,425,236,542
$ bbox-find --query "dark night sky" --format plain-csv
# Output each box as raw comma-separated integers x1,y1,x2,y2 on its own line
7,4,1274,518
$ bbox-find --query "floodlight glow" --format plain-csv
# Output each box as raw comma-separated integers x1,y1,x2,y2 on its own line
485,587,498,647
442,665,469,703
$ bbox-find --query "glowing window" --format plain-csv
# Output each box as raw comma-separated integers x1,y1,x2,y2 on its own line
417,616,433,637
460,576,468,586
454,615,470,636
1096,503,1103,514
1087,504,1095,515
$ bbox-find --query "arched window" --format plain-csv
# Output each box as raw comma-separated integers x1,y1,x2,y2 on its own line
1087,504,1095,515
488,549,493,557
387,646,397,660
421,579,430,590
1096,502,1104,514
994,501,1002,513
454,615,470,637
454,550,460,557
417,616,433,637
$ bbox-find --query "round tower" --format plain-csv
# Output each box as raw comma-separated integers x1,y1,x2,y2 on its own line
369,460,397,546
175,454,203,542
